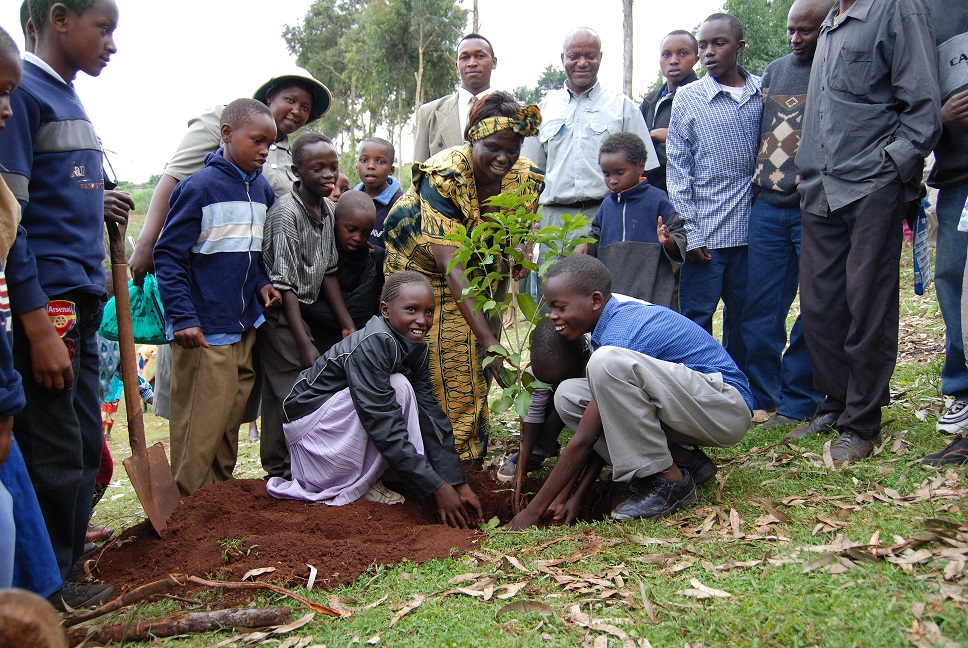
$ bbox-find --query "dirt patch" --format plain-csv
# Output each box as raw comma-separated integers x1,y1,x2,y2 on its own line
94,468,619,601
96,477,487,594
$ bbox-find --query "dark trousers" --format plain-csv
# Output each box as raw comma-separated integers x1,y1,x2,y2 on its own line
13,293,103,579
679,245,749,374
800,181,905,439
256,308,307,480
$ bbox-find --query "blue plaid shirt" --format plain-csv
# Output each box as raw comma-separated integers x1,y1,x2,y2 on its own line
591,295,754,410
666,71,762,251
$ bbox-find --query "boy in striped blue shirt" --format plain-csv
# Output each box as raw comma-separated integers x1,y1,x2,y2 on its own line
508,255,752,528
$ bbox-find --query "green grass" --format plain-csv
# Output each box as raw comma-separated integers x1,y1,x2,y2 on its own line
81,232,967,647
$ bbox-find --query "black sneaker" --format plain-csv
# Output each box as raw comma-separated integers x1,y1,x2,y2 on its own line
921,436,968,466
48,581,114,611
787,411,840,439
610,471,698,521
674,447,718,487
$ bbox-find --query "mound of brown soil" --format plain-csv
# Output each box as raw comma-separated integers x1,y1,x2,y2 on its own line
96,471,515,595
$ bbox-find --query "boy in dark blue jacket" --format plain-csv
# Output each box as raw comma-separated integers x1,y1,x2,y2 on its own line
0,0,128,606
154,98,282,496
581,133,686,310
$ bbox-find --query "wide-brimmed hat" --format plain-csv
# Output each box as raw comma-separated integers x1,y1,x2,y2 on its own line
253,67,332,124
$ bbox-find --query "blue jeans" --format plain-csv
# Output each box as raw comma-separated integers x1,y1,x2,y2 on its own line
0,440,62,596
933,184,968,398
679,245,749,373
13,293,103,579
742,200,824,419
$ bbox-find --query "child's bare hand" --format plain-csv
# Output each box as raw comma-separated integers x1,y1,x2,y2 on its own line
433,483,472,528
455,482,483,522
657,216,673,247
507,507,541,530
687,246,712,263
261,285,282,308
573,243,589,255
23,312,74,391
0,415,13,468
103,190,135,226
173,327,209,349
941,88,968,130
298,342,321,369
551,495,582,526
341,327,356,339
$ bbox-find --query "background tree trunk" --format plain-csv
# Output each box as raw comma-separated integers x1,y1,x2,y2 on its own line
622,0,634,98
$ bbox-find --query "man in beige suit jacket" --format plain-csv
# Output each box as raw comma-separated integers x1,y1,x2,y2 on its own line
413,34,497,163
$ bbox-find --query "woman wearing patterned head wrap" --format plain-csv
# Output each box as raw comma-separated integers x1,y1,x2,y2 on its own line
383,91,544,462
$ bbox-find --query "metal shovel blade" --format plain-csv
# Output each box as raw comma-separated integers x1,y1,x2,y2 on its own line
122,443,180,535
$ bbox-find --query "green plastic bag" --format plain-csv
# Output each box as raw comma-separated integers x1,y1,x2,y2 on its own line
99,273,168,345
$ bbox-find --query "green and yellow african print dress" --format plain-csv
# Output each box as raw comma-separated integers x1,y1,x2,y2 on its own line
383,145,543,460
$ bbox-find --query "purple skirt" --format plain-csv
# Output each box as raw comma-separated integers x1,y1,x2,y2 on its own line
266,374,425,505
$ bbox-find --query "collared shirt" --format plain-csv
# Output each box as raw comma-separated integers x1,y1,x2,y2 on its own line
456,86,494,136
591,295,754,411
667,71,762,251
24,52,66,86
262,187,338,305
522,80,656,206
796,0,941,215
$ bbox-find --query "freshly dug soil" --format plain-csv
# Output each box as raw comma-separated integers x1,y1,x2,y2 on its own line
94,469,620,599
96,471,514,595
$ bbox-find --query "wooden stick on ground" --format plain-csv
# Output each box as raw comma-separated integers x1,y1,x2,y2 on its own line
186,576,341,617
63,574,188,627
68,606,294,645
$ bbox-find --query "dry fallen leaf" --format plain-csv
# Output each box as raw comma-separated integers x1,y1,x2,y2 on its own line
497,600,554,617
388,595,425,628
241,566,276,581
306,564,318,592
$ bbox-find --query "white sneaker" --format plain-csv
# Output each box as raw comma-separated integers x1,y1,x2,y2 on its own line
364,480,405,505
937,398,968,435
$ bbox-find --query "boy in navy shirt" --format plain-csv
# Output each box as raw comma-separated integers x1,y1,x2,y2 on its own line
509,255,752,528
0,0,129,602
579,132,685,309
155,98,282,496
354,137,403,247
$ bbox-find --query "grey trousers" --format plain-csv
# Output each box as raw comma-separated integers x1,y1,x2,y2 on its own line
555,346,751,483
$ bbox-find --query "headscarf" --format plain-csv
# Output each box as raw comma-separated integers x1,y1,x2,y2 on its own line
465,104,542,142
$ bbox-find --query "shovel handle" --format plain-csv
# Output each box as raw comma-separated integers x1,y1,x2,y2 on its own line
107,221,148,456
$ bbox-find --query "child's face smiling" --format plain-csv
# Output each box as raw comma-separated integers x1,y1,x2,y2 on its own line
599,151,644,194
222,113,277,174
335,209,374,255
356,142,394,191
58,0,119,79
293,140,339,201
381,282,435,343
544,275,604,341
0,48,23,131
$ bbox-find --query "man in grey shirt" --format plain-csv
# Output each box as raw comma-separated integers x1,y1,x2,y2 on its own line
794,0,941,462
522,27,656,264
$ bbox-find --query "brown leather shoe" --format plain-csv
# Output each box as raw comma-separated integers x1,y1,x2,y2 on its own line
829,431,879,464
787,411,840,439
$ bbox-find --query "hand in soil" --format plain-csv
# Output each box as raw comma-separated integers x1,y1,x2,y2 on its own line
506,508,541,531
434,483,479,529
456,482,483,523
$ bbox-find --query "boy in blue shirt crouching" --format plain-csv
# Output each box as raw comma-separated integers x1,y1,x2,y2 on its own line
509,255,753,528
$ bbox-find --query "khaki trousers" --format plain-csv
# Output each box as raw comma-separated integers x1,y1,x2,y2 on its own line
169,329,257,496
555,346,751,483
